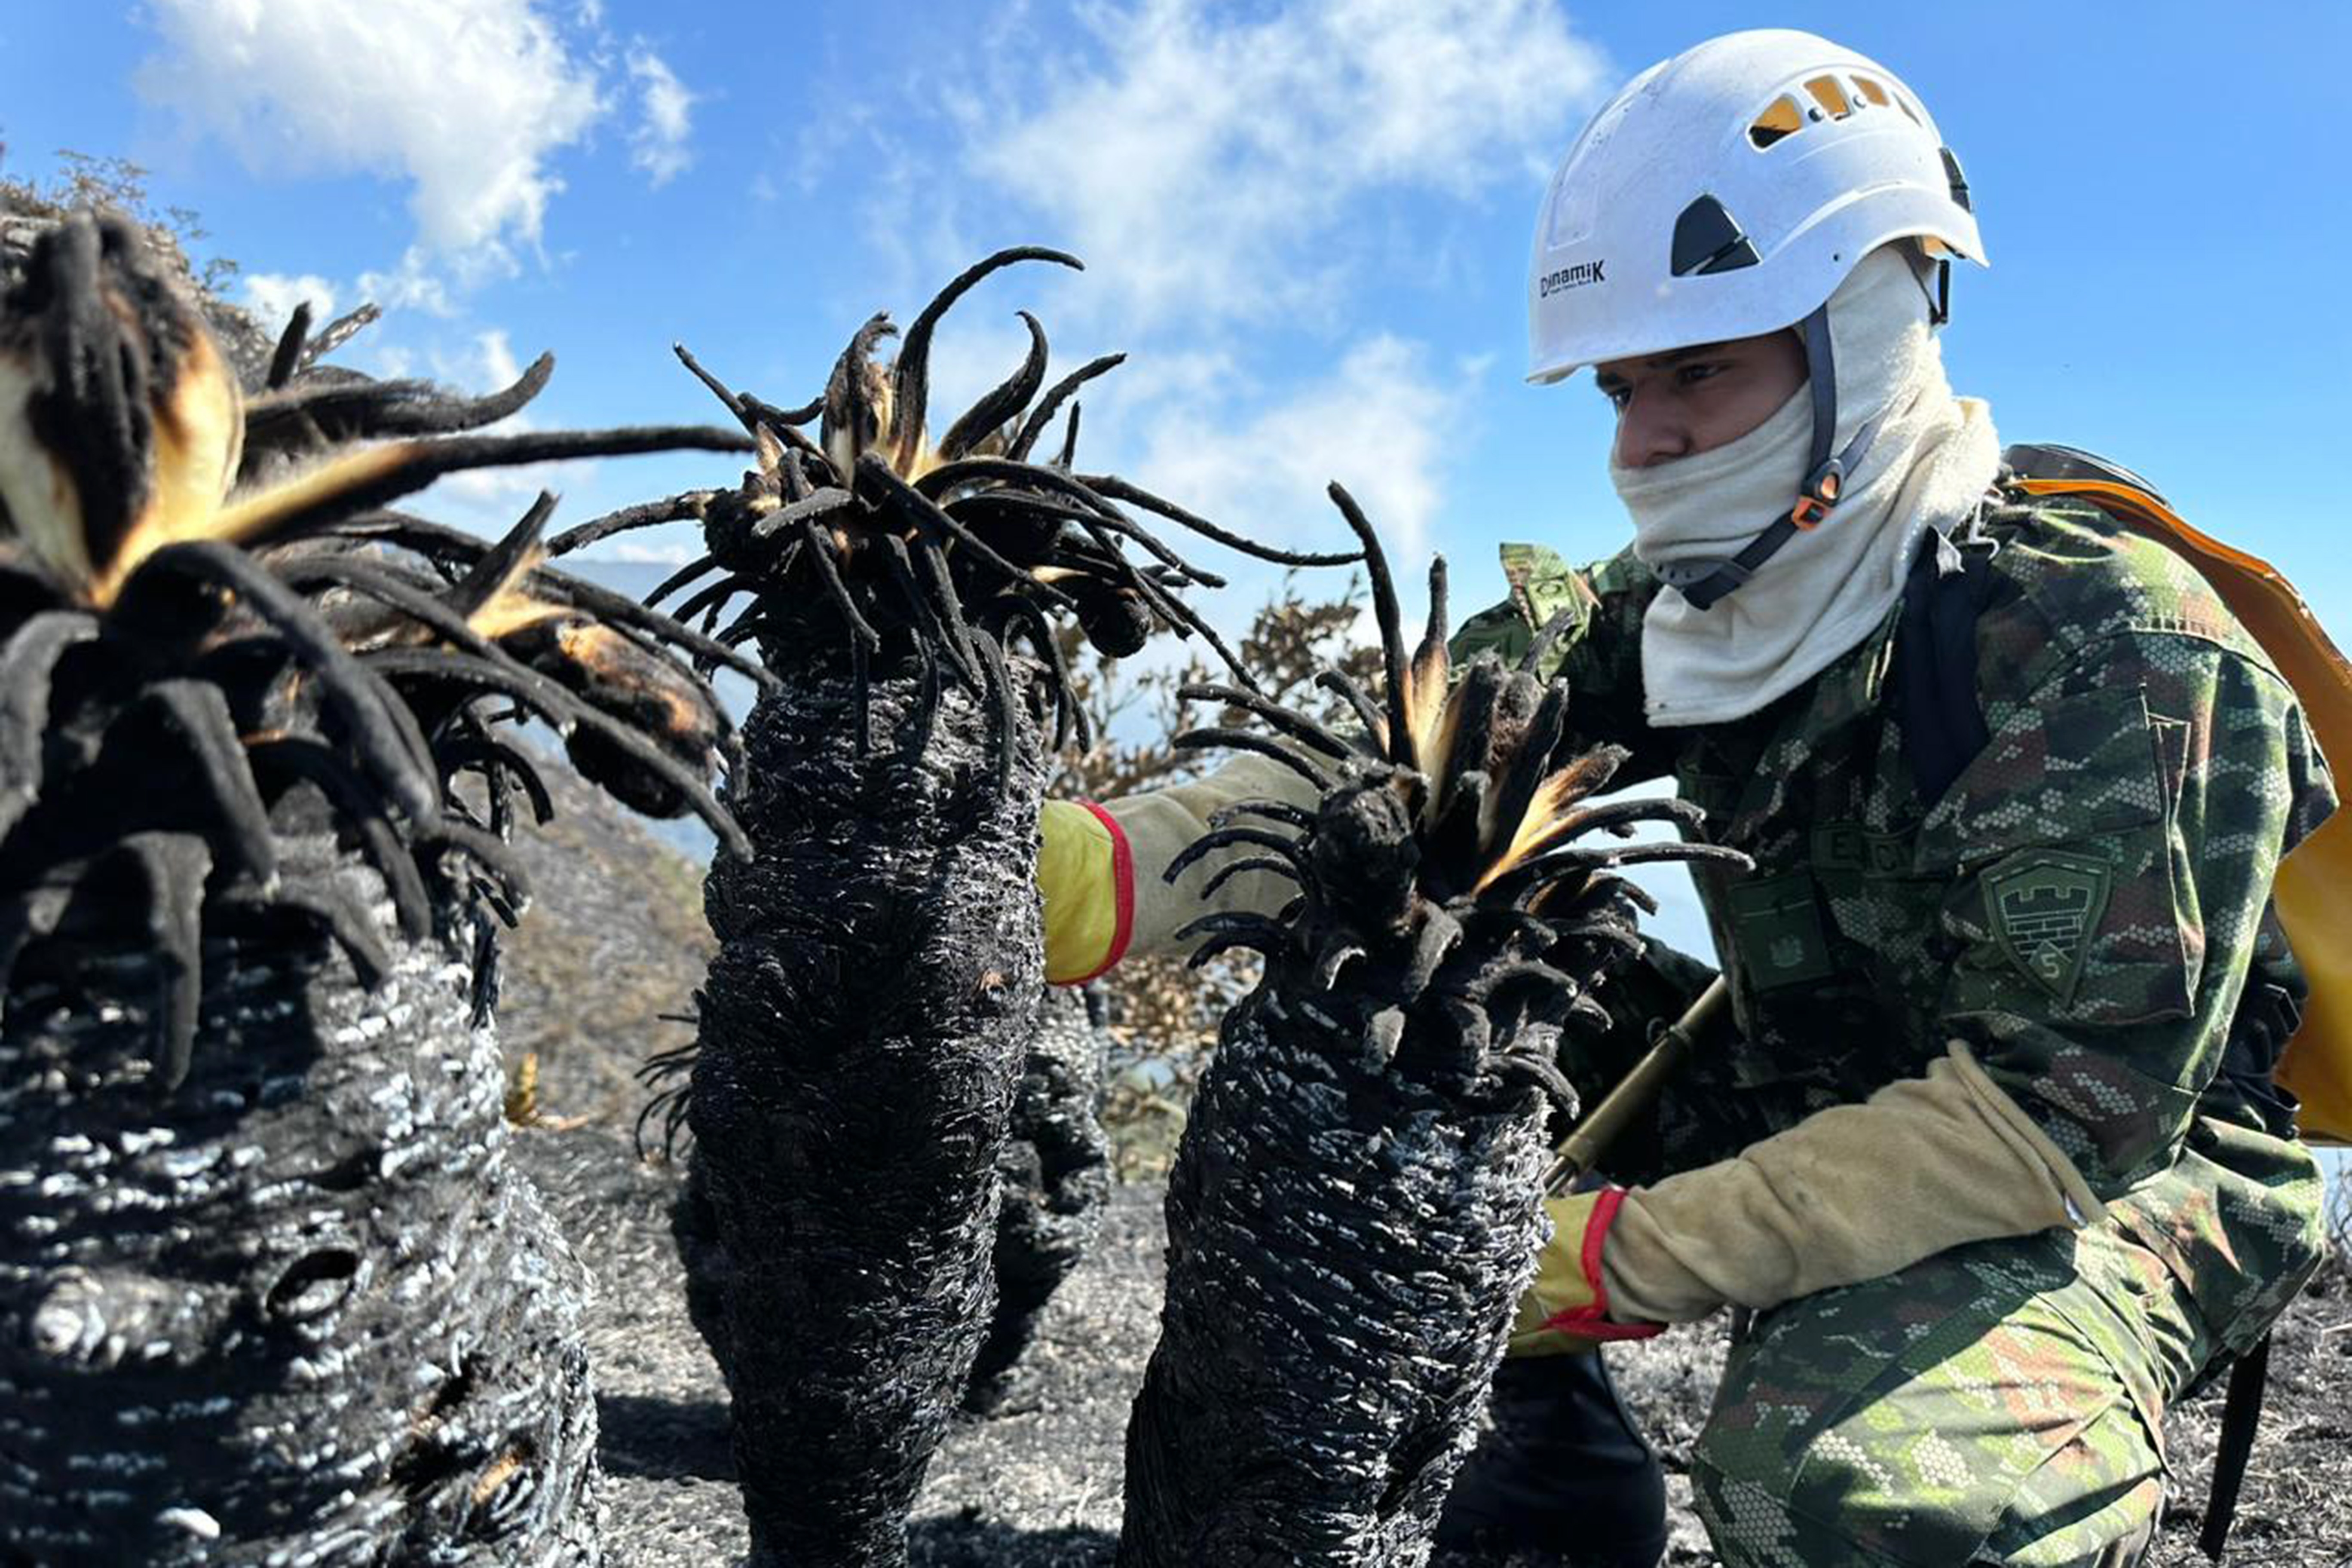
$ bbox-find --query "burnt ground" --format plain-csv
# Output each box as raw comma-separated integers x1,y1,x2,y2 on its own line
506,773,2352,1568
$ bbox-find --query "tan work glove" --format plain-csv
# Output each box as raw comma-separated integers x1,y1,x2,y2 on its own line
1508,1045,2107,1349
1599,1043,2108,1324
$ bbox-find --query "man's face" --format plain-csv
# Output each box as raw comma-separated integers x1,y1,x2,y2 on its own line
1593,329,1808,470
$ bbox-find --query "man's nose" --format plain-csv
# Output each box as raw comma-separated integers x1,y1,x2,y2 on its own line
1614,392,1691,469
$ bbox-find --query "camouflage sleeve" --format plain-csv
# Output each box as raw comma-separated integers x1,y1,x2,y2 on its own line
1924,631,2336,1199
1448,542,1673,781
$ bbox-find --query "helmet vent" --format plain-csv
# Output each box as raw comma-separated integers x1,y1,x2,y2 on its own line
1940,147,1973,212
1670,196,1761,277
1804,76,1853,119
1753,74,1921,151
1748,95,1804,148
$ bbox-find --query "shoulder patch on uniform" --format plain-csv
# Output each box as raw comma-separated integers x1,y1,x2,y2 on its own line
1983,848,2113,1003
1493,541,1602,642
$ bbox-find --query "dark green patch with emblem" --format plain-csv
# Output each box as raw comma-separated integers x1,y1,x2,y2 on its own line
1983,849,2112,1004
1727,870,1836,990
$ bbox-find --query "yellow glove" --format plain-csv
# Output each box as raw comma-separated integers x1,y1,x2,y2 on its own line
1505,1188,1664,1357
1038,798,1133,985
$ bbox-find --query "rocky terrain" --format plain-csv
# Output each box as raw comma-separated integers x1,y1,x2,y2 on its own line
504,769,2350,1568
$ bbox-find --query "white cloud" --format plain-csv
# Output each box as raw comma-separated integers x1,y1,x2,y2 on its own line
356,248,459,318
1129,334,1458,565
960,0,1608,328
627,47,698,187
608,539,703,566
472,328,527,394
134,0,606,274
239,273,340,334
434,328,593,518
787,101,875,199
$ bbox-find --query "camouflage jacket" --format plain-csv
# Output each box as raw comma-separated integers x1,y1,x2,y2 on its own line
1451,491,2336,1238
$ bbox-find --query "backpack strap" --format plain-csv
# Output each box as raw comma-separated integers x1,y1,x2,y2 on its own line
2199,1334,2273,1561
1999,441,2170,502
1895,533,1993,805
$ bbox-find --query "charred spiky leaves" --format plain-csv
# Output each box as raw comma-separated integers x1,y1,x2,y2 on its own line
0,211,757,1091
1119,487,1748,1563
1166,481,1746,1100
556,246,1359,789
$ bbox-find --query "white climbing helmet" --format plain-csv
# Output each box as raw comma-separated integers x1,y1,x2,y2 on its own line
1526,29,1985,385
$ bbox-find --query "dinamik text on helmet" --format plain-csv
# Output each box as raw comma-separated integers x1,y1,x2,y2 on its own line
1538,260,1608,297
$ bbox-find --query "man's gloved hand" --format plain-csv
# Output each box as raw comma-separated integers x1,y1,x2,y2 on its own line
1574,1044,2107,1325
1506,1188,1665,1356
1038,799,1133,985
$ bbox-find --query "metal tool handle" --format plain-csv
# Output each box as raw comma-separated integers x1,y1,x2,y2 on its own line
1542,976,1730,1196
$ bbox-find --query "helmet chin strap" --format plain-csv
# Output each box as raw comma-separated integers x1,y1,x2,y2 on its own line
1653,305,1884,611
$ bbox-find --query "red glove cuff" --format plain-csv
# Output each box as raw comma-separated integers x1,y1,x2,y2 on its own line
1541,1186,1663,1343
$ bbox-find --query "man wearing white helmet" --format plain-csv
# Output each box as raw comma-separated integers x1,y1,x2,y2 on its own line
1038,28,2334,1567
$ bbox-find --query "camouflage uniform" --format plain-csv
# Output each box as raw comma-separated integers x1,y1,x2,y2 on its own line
1449,490,2336,1566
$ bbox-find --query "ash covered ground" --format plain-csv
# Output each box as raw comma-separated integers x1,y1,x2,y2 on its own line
509,769,2352,1568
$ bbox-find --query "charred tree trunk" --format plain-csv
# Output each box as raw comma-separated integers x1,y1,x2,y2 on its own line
0,836,601,1566
685,636,1046,1568
629,243,1335,1563
1119,991,1553,1566
1115,494,1733,1566
963,983,1110,1413
672,985,1107,1424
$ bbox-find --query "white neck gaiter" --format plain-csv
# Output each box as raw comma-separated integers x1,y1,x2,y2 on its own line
1615,247,2000,728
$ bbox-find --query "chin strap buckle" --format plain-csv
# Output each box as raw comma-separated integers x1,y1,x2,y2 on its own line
1790,459,1847,530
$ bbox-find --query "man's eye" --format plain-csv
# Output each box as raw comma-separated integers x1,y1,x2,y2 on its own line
1676,362,1726,387
1599,384,1630,411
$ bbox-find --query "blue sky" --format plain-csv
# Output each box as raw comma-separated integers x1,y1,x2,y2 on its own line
6,1,2351,992
7,1,2346,597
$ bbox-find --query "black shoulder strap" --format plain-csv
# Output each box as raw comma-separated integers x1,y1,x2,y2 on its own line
2200,1334,2272,1561
1896,536,1993,804
2001,441,2170,503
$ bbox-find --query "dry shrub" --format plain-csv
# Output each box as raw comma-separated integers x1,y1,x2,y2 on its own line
0,144,236,293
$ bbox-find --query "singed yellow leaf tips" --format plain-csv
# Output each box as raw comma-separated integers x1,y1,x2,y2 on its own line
1474,750,1619,892
0,256,256,608
821,354,962,486
460,540,571,642
1401,627,1451,780
103,438,434,609
1385,665,1608,896
464,585,573,641
94,328,248,597
0,260,428,614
